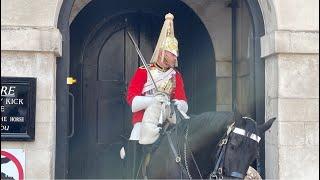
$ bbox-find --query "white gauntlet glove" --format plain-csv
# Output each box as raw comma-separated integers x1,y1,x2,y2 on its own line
131,93,170,113
154,92,170,104
173,99,188,113
131,96,155,112
173,99,190,119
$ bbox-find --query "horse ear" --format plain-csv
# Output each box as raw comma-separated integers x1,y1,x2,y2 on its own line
258,117,276,133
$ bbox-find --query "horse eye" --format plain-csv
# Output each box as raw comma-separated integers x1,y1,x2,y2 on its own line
229,134,243,147
230,143,236,150
229,139,238,147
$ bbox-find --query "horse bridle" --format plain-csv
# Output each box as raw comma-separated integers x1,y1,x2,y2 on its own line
210,117,261,179
140,104,191,179
160,103,206,179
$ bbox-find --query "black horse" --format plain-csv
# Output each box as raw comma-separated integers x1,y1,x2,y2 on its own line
136,110,276,179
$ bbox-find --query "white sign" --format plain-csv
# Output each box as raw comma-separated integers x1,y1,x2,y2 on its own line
1,149,25,180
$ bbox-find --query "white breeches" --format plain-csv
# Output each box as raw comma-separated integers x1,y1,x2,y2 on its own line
129,122,141,140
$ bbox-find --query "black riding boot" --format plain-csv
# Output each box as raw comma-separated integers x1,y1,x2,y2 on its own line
125,140,142,179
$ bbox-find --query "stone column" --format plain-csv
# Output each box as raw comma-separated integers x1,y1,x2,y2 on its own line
1,26,62,179
262,30,319,179
1,0,63,178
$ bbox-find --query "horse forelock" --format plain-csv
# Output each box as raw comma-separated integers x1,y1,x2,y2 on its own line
234,113,257,136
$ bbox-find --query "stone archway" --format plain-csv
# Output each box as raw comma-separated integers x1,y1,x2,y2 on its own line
56,0,277,178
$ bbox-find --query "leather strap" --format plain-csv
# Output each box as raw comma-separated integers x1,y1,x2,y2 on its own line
166,132,189,177
232,127,261,142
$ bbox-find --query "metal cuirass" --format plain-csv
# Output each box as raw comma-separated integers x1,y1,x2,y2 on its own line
142,66,176,96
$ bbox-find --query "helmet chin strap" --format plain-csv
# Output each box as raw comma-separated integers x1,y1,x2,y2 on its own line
164,59,174,68
156,51,174,69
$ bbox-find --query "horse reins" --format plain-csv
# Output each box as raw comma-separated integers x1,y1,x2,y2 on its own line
165,104,203,179
209,122,235,179
141,104,198,180
166,121,203,179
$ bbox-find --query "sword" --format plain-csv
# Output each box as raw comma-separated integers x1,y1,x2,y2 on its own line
127,31,158,92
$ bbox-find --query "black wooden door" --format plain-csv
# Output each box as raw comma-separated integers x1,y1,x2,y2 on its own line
68,13,161,179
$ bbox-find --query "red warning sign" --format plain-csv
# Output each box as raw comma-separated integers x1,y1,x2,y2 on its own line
1,149,25,180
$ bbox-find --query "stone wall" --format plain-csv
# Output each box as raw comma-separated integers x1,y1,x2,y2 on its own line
183,0,233,111
1,0,62,178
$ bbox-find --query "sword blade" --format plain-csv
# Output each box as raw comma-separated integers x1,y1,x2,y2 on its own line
127,31,158,91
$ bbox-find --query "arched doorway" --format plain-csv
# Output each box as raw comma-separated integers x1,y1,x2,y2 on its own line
67,0,215,178
57,0,265,179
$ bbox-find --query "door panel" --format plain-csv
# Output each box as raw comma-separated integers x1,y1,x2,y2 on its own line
98,29,125,81
97,82,124,145
69,13,161,179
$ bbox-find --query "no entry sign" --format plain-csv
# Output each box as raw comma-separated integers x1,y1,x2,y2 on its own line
1,149,25,180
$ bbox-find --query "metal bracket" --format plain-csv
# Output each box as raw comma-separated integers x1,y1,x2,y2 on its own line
67,77,77,85
176,156,181,163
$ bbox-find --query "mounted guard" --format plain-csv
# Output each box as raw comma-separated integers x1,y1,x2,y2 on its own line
123,13,189,179
127,13,188,143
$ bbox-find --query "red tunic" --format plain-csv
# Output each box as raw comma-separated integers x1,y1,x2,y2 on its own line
126,65,187,124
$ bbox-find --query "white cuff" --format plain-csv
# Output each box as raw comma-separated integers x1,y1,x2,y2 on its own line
173,99,188,113
131,96,155,112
